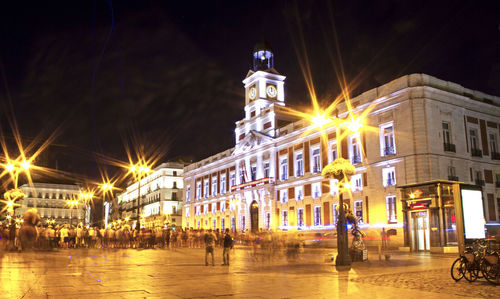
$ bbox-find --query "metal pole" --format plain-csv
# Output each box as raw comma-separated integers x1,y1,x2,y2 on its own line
336,124,352,266
136,175,141,233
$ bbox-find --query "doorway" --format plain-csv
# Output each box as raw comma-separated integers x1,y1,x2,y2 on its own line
410,210,430,251
250,201,259,232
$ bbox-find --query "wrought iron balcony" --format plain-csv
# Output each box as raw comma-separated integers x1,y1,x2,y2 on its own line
471,148,482,157
475,179,485,186
448,176,459,181
491,152,500,160
443,143,456,153
384,146,396,156
352,155,362,164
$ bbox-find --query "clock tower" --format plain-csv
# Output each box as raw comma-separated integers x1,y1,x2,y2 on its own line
235,41,296,148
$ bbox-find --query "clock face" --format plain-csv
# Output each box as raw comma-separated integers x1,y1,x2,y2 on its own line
266,85,277,98
248,87,257,100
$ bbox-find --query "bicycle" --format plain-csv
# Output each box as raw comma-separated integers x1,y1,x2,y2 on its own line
450,239,487,282
480,248,499,285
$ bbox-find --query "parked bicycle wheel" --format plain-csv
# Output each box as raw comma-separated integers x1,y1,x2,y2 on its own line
451,257,465,281
481,255,500,285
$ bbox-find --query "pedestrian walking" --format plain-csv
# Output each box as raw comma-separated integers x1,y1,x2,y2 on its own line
222,229,233,266
204,229,217,266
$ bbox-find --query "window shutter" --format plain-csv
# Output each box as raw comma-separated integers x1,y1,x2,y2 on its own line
304,184,311,197
216,202,220,211
288,147,294,177
480,120,489,156
275,153,279,180
363,172,368,186
305,204,312,226
288,187,295,200
487,194,495,221
341,134,349,159
321,181,329,193
321,140,328,168
362,132,367,158
484,170,493,184
323,202,330,225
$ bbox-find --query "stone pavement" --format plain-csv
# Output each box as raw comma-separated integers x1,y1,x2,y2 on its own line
0,247,497,298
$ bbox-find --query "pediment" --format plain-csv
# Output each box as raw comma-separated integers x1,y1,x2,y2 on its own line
233,130,274,155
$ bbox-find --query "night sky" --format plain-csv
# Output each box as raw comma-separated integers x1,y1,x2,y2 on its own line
0,0,499,183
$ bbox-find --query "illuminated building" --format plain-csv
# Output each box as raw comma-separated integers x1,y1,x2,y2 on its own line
16,183,83,225
183,42,500,251
117,162,185,228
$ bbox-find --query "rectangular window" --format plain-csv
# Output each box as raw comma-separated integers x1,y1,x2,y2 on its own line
239,168,246,184
196,182,201,200
448,166,458,181
382,167,396,187
330,179,339,196
312,148,321,173
185,207,190,217
297,208,304,227
386,196,397,223
312,182,321,198
350,134,362,164
282,210,288,226
221,218,225,231
442,122,451,144
354,200,363,224
295,186,304,200
314,206,322,226
295,153,303,177
213,219,216,230
231,217,236,232
221,201,225,212
251,165,257,181
489,133,498,155
280,189,288,203
196,206,201,216
212,204,216,214
470,129,482,157
220,176,226,194
204,181,209,198
331,144,337,162
280,158,288,181
230,173,236,189
241,215,246,232
266,212,271,230
204,204,208,214
186,185,191,202
212,178,217,197
380,123,396,156
264,161,270,178
351,174,362,192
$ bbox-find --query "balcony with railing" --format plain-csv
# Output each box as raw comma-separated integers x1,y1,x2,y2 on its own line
471,148,482,157
448,176,459,181
443,143,456,153
491,152,500,160
475,179,485,186
384,146,396,156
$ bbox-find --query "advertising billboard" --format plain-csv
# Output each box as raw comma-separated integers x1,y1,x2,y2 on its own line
460,188,485,239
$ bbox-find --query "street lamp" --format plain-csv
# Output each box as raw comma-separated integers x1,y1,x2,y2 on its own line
101,183,114,228
66,199,79,226
126,162,151,233
311,111,365,267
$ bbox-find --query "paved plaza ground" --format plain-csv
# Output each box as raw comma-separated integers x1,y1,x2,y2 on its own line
0,246,497,298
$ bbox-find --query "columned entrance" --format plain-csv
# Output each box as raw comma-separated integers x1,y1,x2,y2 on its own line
250,201,259,232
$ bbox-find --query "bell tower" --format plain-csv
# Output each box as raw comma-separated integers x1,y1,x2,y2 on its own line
235,41,293,147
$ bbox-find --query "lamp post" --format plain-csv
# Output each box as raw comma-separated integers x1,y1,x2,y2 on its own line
127,163,151,233
101,183,114,228
312,112,364,267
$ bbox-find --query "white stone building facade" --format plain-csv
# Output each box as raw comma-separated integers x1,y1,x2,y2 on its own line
182,44,500,250
17,183,83,225
117,162,185,228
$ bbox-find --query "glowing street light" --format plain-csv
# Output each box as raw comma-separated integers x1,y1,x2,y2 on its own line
125,161,152,232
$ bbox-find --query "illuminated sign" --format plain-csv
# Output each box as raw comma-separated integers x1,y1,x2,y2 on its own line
231,177,273,191
460,188,485,239
411,204,427,210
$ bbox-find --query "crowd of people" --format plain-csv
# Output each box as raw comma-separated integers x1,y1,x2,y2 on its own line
0,223,241,251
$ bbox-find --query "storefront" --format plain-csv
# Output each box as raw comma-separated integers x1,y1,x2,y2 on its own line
399,180,468,253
